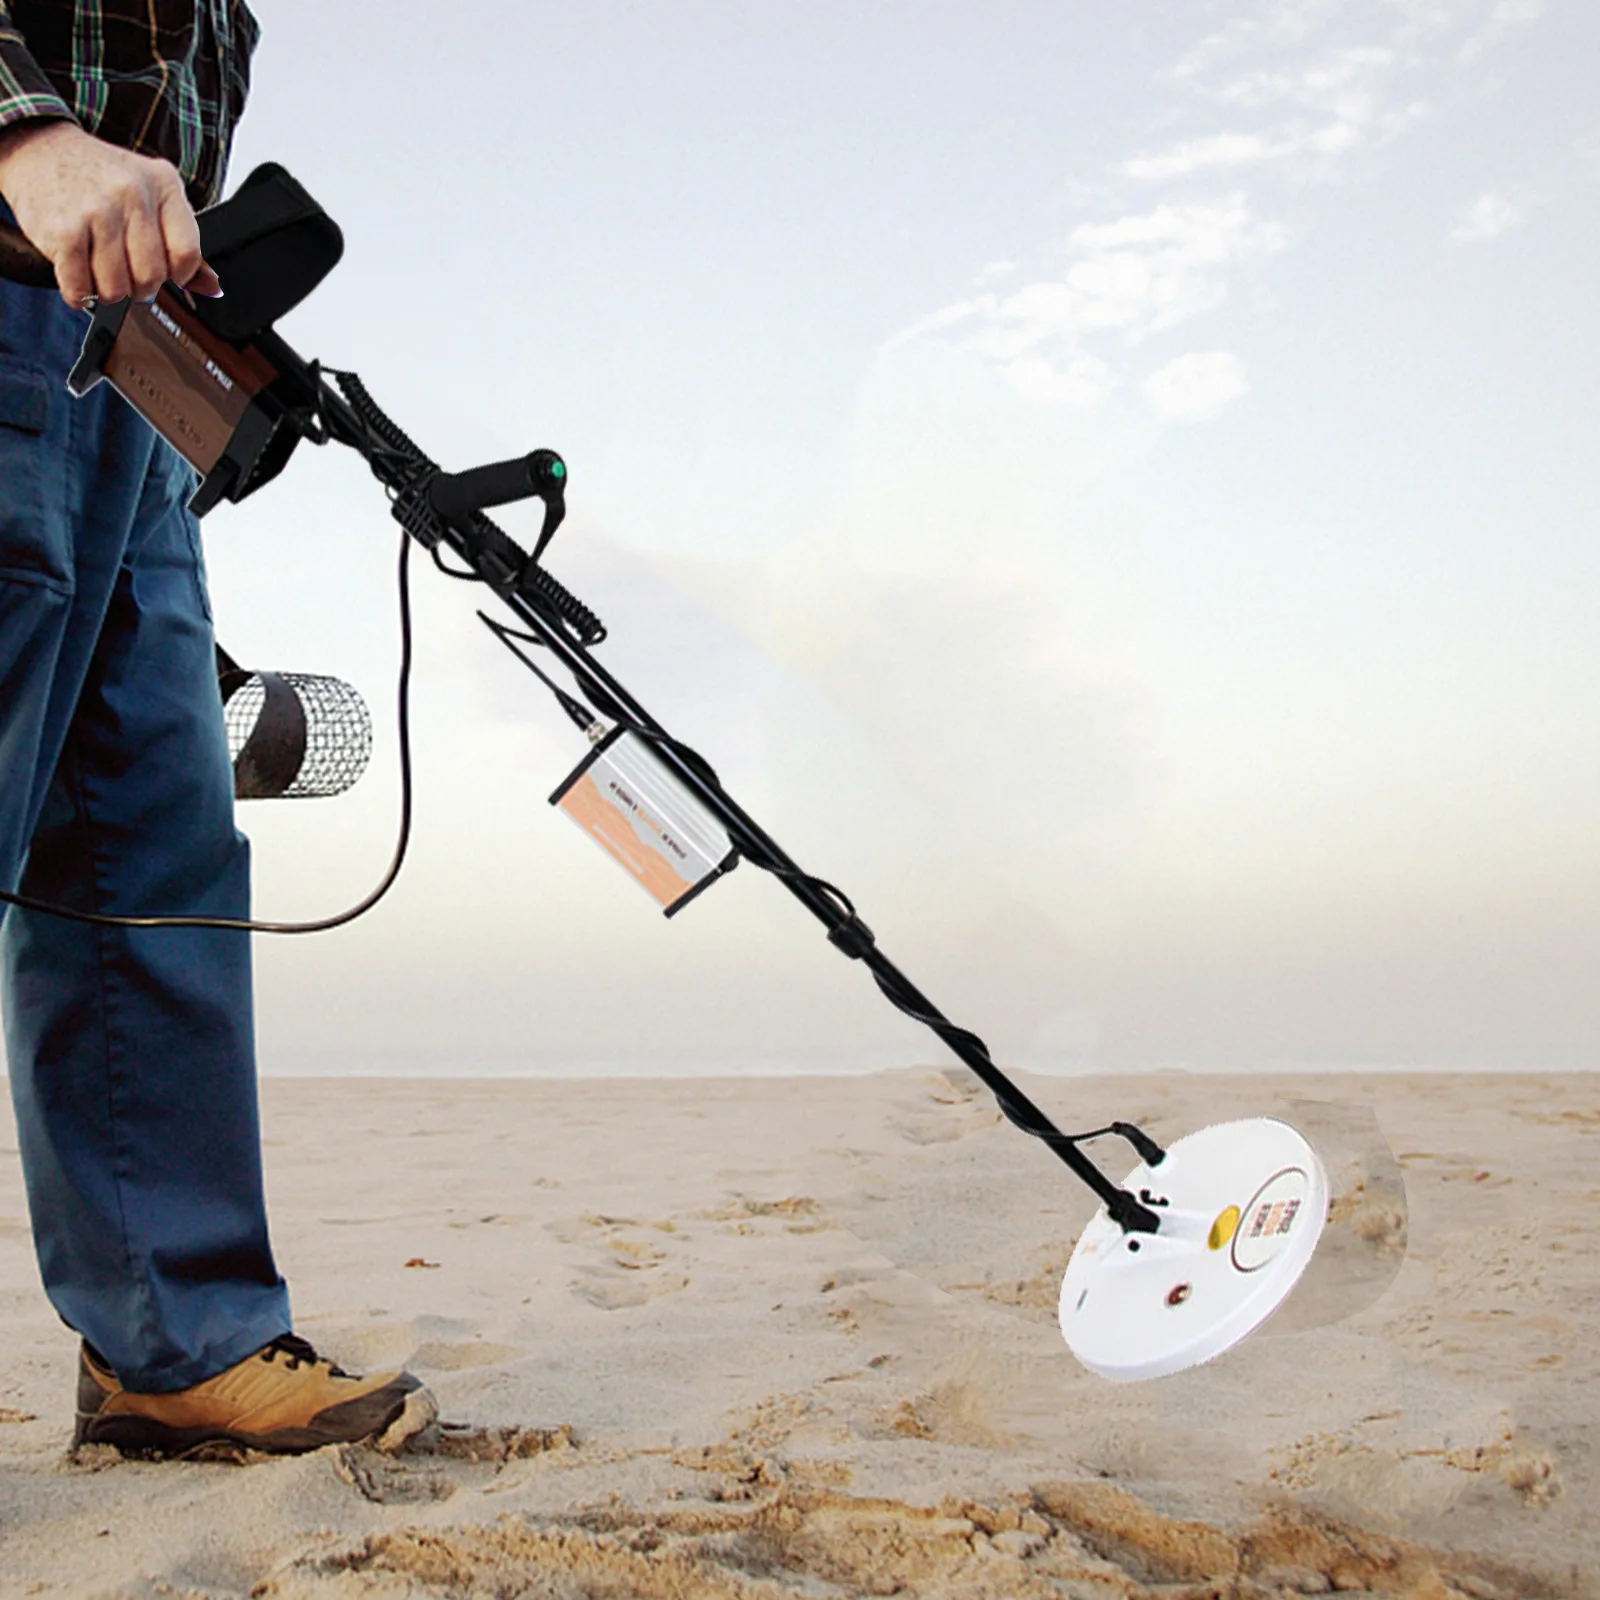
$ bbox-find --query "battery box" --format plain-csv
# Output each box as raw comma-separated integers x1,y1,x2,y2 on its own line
551,728,738,915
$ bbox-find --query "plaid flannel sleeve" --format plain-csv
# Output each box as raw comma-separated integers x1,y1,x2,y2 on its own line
0,3,78,140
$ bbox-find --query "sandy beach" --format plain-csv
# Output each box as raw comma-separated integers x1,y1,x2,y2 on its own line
0,1066,1594,1598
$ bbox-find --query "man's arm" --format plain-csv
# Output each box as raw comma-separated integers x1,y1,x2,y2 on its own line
0,2,221,308
0,1,79,147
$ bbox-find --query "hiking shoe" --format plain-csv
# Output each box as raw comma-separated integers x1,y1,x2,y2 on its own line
74,1334,436,1457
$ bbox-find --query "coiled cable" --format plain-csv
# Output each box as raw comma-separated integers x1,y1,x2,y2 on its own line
326,369,606,648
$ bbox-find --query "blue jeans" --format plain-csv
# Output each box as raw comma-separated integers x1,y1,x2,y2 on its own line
0,204,291,1392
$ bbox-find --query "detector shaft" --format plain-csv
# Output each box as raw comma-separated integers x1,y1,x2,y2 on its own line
306,373,1164,1234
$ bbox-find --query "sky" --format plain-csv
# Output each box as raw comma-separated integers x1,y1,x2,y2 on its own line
12,0,1598,1078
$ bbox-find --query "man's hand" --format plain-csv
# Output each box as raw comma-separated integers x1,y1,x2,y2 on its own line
0,119,222,311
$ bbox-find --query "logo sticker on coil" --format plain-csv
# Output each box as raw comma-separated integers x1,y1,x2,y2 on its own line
1230,1167,1312,1274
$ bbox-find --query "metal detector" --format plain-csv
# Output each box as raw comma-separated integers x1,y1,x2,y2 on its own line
0,166,1338,1382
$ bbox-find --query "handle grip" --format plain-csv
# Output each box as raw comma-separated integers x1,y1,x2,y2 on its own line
0,219,58,290
427,449,567,523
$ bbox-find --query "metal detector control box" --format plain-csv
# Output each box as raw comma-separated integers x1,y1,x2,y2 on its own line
551,728,738,915
66,288,294,516
62,161,342,517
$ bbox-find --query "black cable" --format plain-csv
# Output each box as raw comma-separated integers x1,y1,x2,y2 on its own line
478,612,596,733
0,530,417,934
431,546,479,580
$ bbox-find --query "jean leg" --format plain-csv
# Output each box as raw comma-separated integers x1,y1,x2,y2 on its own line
1,273,289,1392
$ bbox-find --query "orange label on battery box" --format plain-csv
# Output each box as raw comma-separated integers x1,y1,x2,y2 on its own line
558,769,696,909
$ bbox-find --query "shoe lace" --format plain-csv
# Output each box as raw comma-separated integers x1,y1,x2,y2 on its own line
261,1333,353,1377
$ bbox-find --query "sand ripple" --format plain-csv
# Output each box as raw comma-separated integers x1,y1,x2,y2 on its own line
259,1468,1556,1599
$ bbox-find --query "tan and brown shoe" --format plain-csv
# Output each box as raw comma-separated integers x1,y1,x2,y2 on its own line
74,1334,436,1457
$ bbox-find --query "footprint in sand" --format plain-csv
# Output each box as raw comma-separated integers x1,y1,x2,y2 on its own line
575,1272,691,1311
333,1448,458,1506
446,1211,537,1230
886,1068,1003,1145
546,1212,679,1245
695,1195,837,1235
560,1214,691,1310
408,1340,525,1372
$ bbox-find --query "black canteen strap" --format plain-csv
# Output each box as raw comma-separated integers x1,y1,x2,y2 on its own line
216,641,249,702
230,671,308,799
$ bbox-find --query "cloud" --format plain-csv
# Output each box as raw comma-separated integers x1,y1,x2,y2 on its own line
1458,0,1546,61
1132,37,1438,189
1142,351,1250,421
1449,189,1529,242
884,196,1286,410
1173,3,1533,89
1211,44,1399,114
1155,3,1542,173
1123,131,1282,182
883,0,1543,426
1122,111,1424,187
1003,352,1115,406
1058,198,1289,336
1167,3,1345,82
